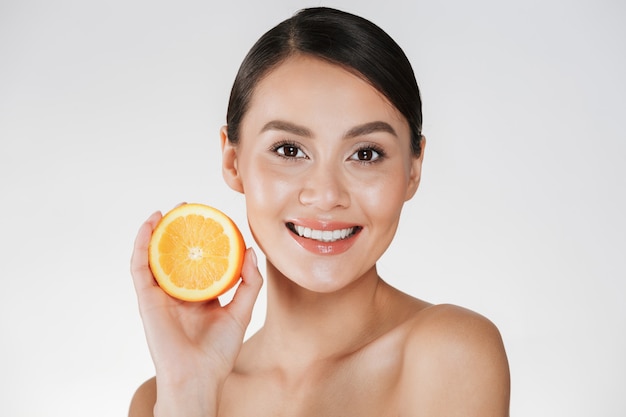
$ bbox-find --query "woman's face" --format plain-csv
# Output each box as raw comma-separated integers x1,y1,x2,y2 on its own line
222,55,424,293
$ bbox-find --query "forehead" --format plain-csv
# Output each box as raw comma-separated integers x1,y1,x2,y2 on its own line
243,55,410,138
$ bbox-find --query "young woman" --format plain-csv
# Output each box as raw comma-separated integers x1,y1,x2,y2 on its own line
130,7,510,417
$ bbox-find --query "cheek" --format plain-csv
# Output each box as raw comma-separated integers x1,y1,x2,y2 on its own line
241,162,295,215
356,170,409,216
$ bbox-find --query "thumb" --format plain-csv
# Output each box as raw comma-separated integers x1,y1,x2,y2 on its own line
225,248,263,327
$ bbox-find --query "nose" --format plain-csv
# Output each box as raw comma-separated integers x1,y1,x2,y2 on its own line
298,164,350,211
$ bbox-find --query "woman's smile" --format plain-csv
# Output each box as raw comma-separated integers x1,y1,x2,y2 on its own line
286,220,363,255
287,223,360,242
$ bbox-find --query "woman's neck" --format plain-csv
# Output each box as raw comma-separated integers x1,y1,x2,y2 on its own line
253,260,395,368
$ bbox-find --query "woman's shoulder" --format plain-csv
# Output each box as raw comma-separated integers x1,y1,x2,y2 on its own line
383,283,504,345
406,302,503,341
387,297,507,359
397,303,510,415
401,302,508,368
128,376,156,417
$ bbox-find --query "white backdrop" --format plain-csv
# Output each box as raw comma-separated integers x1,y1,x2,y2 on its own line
1,0,624,416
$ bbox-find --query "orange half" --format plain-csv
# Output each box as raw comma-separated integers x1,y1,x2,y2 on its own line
148,203,245,302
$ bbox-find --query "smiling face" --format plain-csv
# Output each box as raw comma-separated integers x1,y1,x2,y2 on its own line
222,54,424,293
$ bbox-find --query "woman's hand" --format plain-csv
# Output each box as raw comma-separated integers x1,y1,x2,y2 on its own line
130,210,263,416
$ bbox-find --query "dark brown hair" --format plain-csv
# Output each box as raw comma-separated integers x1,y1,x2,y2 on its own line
226,7,423,155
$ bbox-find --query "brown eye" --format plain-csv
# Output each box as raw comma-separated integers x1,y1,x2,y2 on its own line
275,143,306,159
357,149,374,161
283,146,299,157
350,147,382,162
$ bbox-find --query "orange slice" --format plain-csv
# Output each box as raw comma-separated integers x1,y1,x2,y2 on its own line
148,203,245,302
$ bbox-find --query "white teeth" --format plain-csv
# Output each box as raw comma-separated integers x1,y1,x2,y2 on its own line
295,225,313,238
293,225,355,242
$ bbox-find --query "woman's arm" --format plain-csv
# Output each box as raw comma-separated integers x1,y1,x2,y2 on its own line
399,304,510,417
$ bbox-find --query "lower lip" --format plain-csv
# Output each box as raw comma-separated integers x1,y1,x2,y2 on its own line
290,230,360,255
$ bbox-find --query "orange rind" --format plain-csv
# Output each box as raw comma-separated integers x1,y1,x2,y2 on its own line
148,203,245,301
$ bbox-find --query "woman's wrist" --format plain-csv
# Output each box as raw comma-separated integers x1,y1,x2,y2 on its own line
154,376,223,417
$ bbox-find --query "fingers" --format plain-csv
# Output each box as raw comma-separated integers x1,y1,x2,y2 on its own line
130,211,162,295
226,248,263,327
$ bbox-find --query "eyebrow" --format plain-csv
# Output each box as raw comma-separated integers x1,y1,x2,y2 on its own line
260,120,312,137
260,120,397,139
344,121,397,138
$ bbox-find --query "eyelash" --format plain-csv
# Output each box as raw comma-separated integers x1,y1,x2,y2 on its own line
269,141,386,164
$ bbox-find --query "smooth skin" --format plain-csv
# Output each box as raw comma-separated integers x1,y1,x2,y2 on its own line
130,55,510,417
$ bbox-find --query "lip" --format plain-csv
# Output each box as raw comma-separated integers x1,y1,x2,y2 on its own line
286,219,362,256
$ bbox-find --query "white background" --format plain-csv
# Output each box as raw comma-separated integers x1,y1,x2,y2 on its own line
1,0,624,416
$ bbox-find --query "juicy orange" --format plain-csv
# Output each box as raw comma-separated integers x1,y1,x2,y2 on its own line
148,203,245,302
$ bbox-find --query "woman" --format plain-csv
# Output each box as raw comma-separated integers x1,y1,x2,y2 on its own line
130,7,510,416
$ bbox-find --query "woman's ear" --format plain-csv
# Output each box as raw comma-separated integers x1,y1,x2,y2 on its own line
405,136,426,201
221,126,244,193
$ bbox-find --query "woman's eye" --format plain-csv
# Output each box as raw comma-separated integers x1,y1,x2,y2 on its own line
275,143,306,159
350,148,381,162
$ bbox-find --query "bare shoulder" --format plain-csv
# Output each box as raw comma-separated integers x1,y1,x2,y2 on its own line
399,304,510,416
128,376,156,417
406,303,507,350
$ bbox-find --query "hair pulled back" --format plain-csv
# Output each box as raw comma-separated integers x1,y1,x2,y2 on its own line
226,7,423,156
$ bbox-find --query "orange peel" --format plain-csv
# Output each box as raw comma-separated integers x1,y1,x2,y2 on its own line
148,203,245,301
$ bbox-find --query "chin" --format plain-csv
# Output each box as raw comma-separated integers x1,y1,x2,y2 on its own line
270,258,374,295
